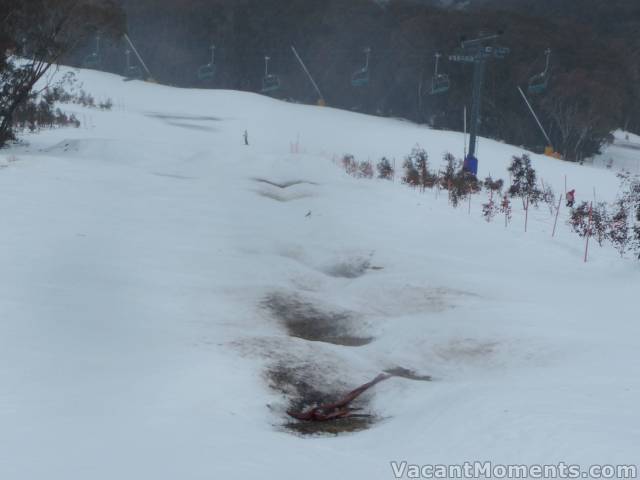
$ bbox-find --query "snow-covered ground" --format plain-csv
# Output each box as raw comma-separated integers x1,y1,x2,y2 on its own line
1,67,638,480
591,130,640,175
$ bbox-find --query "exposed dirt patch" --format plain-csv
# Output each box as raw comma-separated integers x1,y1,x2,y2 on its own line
266,363,379,436
262,292,373,346
285,415,376,435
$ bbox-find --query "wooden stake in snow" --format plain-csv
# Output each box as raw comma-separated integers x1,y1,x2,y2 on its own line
552,194,563,238
287,373,391,422
584,202,593,263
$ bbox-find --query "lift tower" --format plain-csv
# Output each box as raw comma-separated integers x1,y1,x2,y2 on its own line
449,32,509,175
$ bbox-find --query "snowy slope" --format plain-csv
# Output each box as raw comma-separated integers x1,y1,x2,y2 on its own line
592,130,640,175
0,67,638,480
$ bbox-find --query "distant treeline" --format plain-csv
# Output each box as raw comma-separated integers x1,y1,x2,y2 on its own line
20,1,640,161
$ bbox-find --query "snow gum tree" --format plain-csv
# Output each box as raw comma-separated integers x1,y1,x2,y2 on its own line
0,0,125,147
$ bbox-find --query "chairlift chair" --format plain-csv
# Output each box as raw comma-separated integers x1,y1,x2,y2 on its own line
528,73,549,94
431,74,450,95
125,65,143,80
197,45,216,81
124,49,143,80
528,48,551,94
430,53,450,95
351,47,371,87
198,64,216,81
82,35,101,69
351,68,369,87
261,56,281,93
261,74,281,93
83,53,100,69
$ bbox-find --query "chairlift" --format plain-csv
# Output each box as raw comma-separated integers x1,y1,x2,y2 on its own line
430,53,450,95
197,45,216,81
83,35,101,69
124,49,143,80
83,53,100,69
528,48,551,94
261,56,281,93
351,47,371,87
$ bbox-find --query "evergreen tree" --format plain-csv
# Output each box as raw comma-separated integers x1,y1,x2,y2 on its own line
402,157,420,186
0,0,124,147
376,157,394,180
507,154,542,205
607,200,629,257
500,194,512,225
439,153,457,190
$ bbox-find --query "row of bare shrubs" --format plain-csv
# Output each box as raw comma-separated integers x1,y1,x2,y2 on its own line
10,72,113,137
43,86,113,111
568,173,640,257
339,147,640,260
13,99,81,133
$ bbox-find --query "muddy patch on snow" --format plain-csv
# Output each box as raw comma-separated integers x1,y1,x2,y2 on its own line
262,292,373,346
265,363,380,436
252,178,317,189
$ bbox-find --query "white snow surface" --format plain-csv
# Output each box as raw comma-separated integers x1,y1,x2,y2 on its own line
1,67,639,479
591,130,640,175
